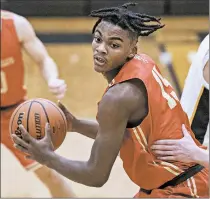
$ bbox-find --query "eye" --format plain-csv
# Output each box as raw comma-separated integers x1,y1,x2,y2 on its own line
110,43,120,49
94,36,102,43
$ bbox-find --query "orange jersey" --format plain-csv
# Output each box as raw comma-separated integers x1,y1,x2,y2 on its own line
101,54,205,190
1,10,26,107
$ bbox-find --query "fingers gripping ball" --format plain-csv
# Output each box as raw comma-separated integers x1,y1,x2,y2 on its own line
9,98,67,150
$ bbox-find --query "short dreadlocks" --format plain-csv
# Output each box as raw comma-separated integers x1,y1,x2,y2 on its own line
90,2,164,40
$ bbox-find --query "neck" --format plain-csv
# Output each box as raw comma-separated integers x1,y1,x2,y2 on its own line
103,57,134,83
103,64,124,83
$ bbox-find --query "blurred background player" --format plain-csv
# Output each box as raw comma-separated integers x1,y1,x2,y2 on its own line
151,34,209,167
0,10,75,197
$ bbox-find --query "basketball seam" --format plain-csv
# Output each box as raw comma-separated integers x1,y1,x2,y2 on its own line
10,101,32,136
10,99,67,150
27,101,34,132
39,99,67,133
33,101,50,123
34,100,67,148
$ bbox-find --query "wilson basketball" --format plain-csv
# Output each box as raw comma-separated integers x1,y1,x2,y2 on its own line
9,98,67,150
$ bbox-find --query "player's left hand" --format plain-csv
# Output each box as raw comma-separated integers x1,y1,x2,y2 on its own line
48,78,67,100
12,123,55,165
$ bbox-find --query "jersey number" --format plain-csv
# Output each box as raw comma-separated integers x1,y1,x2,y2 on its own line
152,66,179,109
1,71,8,94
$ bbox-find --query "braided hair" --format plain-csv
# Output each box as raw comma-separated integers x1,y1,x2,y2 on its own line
90,2,164,40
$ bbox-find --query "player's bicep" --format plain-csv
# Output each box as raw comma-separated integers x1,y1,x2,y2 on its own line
16,16,48,64
88,129,124,179
23,37,48,64
87,93,129,181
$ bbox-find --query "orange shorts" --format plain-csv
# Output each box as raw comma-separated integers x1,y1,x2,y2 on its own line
135,168,209,198
1,104,40,171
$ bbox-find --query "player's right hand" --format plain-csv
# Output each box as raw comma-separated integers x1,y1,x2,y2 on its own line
58,101,77,132
48,78,67,100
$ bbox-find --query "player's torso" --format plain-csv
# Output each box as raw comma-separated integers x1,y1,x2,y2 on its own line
107,54,201,190
1,11,26,107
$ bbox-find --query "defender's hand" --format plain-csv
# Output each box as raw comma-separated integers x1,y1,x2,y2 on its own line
151,124,200,163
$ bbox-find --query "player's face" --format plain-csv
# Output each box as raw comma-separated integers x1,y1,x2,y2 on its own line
92,21,136,73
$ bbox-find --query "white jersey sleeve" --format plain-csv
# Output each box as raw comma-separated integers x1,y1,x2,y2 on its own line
181,34,209,145
181,34,209,122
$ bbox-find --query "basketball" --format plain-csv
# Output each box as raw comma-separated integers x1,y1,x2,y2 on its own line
9,98,67,150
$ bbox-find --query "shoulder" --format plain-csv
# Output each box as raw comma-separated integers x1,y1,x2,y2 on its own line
1,10,31,28
1,10,13,19
134,54,156,65
13,13,31,29
125,54,156,75
1,10,15,19
12,13,35,42
2,11,26,25
99,79,147,117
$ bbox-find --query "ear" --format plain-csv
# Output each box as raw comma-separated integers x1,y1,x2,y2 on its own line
128,45,137,59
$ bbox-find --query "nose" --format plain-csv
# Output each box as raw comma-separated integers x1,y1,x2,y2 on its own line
96,42,107,55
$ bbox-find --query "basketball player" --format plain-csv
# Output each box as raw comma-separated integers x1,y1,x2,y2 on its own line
12,3,209,198
151,35,209,167
1,10,75,197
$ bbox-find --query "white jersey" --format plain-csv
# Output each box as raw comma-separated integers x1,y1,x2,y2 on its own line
181,34,209,145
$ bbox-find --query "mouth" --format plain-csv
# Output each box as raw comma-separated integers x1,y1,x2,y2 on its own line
94,55,107,66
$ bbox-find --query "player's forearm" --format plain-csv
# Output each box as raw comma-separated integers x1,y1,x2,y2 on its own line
40,57,59,83
46,153,105,187
73,119,99,139
193,147,209,168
